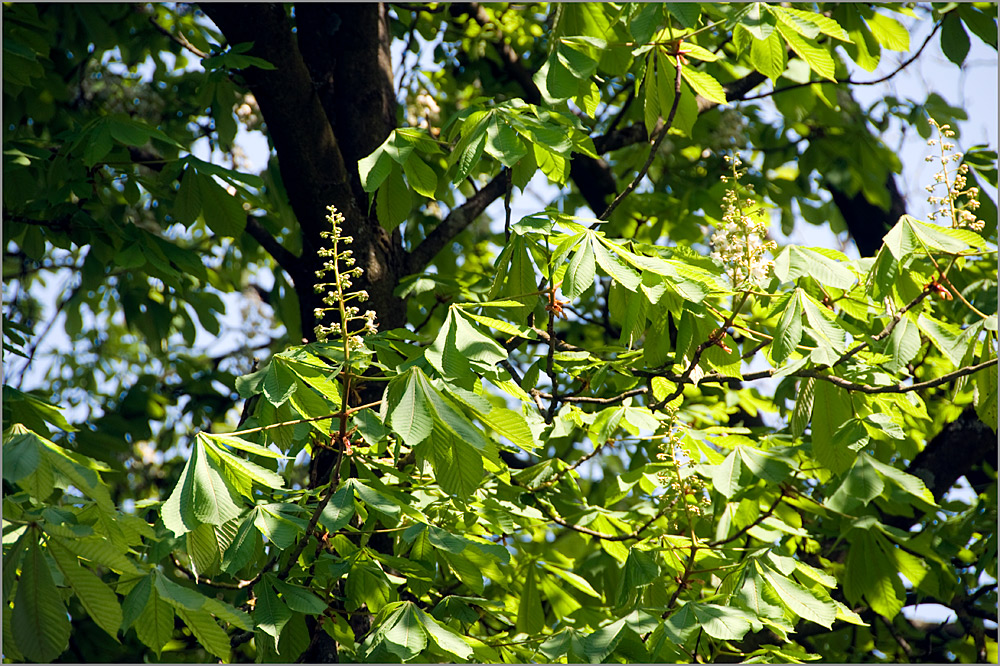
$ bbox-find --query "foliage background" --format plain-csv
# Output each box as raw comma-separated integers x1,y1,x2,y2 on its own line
2,2,998,664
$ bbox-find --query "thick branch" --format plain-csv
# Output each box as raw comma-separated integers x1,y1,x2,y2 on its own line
405,171,509,275
245,216,299,278
200,3,356,245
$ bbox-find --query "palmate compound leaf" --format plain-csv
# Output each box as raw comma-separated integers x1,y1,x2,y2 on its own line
883,214,984,260
426,306,508,387
667,602,756,641
12,531,71,662
843,526,906,619
161,437,244,537
382,602,428,661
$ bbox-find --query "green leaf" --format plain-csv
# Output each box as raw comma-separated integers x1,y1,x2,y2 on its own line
403,154,438,199
750,30,787,81
768,5,821,39
352,479,403,520
197,172,246,237
416,605,474,660
47,537,122,642
556,41,598,79
844,528,905,618
359,144,393,193
485,113,528,167
383,602,427,661
271,576,327,615
680,67,727,105
177,607,231,661
185,521,234,577
255,580,292,651
758,562,836,627
203,432,288,459
120,573,152,631
642,55,660,136
709,448,743,499
883,214,982,260
771,290,803,364
801,293,846,353
134,585,175,656
916,313,966,365
176,439,243,529
427,307,507,386
882,315,920,372
827,454,884,511
739,3,776,41
593,237,641,291
811,381,855,474
376,163,412,231
940,12,971,66
772,246,856,290
319,485,356,533
618,547,660,605
656,50,699,136
253,503,306,550
385,369,434,448
776,22,836,82
665,2,700,29
12,533,71,662
771,6,850,41
563,235,595,299
454,128,487,183
866,11,909,51
975,347,998,431
738,447,793,483
679,602,754,640
346,554,393,613
516,565,545,635
540,562,602,599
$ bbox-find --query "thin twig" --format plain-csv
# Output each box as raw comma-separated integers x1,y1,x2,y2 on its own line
226,400,382,437
147,15,210,59
708,489,785,547
523,439,612,492
834,288,933,368
535,499,670,542
169,553,249,589
598,52,683,223
741,19,944,102
534,387,648,405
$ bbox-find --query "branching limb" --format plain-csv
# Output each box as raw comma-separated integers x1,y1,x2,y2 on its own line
534,387,648,405
169,553,249,589
245,216,301,280
146,13,210,59
742,19,944,102
534,499,671,542
708,488,785,547
405,171,509,275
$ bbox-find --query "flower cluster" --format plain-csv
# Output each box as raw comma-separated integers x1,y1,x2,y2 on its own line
656,411,709,517
924,118,984,232
710,154,776,287
313,206,378,345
